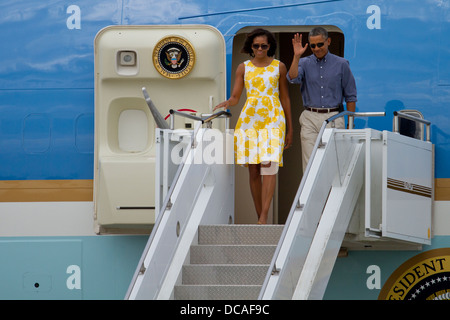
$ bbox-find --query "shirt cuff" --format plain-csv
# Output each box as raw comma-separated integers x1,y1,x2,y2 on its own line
286,73,300,84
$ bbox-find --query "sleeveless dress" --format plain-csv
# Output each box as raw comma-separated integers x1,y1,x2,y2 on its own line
234,59,286,166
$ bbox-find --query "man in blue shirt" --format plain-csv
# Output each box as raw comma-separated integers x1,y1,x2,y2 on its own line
287,27,357,172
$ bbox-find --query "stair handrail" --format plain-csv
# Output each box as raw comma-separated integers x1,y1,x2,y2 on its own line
169,109,232,129
125,109,230,299
202,110,232,127
125,124,201,299
142,87,170,129
393,111,431,142
258,110,385,299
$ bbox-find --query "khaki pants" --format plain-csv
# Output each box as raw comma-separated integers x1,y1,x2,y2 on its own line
299,110,345,172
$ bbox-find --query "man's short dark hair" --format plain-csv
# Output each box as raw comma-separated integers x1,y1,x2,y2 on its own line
309,27,328,40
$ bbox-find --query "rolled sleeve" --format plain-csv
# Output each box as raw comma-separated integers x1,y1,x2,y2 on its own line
287,70,302,84
287,60,305,84
342,62,357,103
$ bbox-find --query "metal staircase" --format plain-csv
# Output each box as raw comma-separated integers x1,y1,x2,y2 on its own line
174,224,283,300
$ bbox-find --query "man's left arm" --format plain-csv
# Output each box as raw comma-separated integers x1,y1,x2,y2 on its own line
342,61,357,112
346,101,356,112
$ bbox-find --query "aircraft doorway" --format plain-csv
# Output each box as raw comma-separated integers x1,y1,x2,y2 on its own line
230,26,345,224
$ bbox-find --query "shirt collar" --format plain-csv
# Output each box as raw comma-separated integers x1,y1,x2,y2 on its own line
315,52,330,63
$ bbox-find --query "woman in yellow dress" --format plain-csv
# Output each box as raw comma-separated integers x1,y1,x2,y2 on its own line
214,28,293,224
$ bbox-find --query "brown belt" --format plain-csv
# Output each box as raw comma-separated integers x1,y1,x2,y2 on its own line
305,107,339,113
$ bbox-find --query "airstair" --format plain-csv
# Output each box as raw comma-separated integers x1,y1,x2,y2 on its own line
125,110,433,300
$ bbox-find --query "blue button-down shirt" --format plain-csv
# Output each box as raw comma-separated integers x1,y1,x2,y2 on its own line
287,52,357,109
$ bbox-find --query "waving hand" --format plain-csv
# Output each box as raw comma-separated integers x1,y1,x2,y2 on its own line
292,33,308,58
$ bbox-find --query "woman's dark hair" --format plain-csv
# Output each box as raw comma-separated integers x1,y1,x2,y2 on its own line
241,28,277,57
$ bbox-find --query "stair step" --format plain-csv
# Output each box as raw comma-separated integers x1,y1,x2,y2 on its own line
198,224,284,245
190,244,276,264
174,285,262,300
181,264,270,285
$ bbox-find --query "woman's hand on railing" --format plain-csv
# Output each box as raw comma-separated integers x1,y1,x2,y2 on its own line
213,100,229,112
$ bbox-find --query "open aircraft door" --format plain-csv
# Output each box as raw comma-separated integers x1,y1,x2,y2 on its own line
93,25,226,233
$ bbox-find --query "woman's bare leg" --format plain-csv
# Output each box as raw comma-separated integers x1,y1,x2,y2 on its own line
248,164,262,220
258,173,276,224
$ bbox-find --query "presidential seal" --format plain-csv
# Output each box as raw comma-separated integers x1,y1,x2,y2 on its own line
379,248,450,300
153,36,195,79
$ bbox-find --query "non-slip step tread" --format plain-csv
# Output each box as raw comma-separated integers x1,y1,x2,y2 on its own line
198,224,284,245
181,264,270,285
190,244,277,264
174,284,262,300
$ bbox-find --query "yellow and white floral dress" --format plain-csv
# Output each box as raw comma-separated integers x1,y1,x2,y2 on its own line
234,59,286,166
